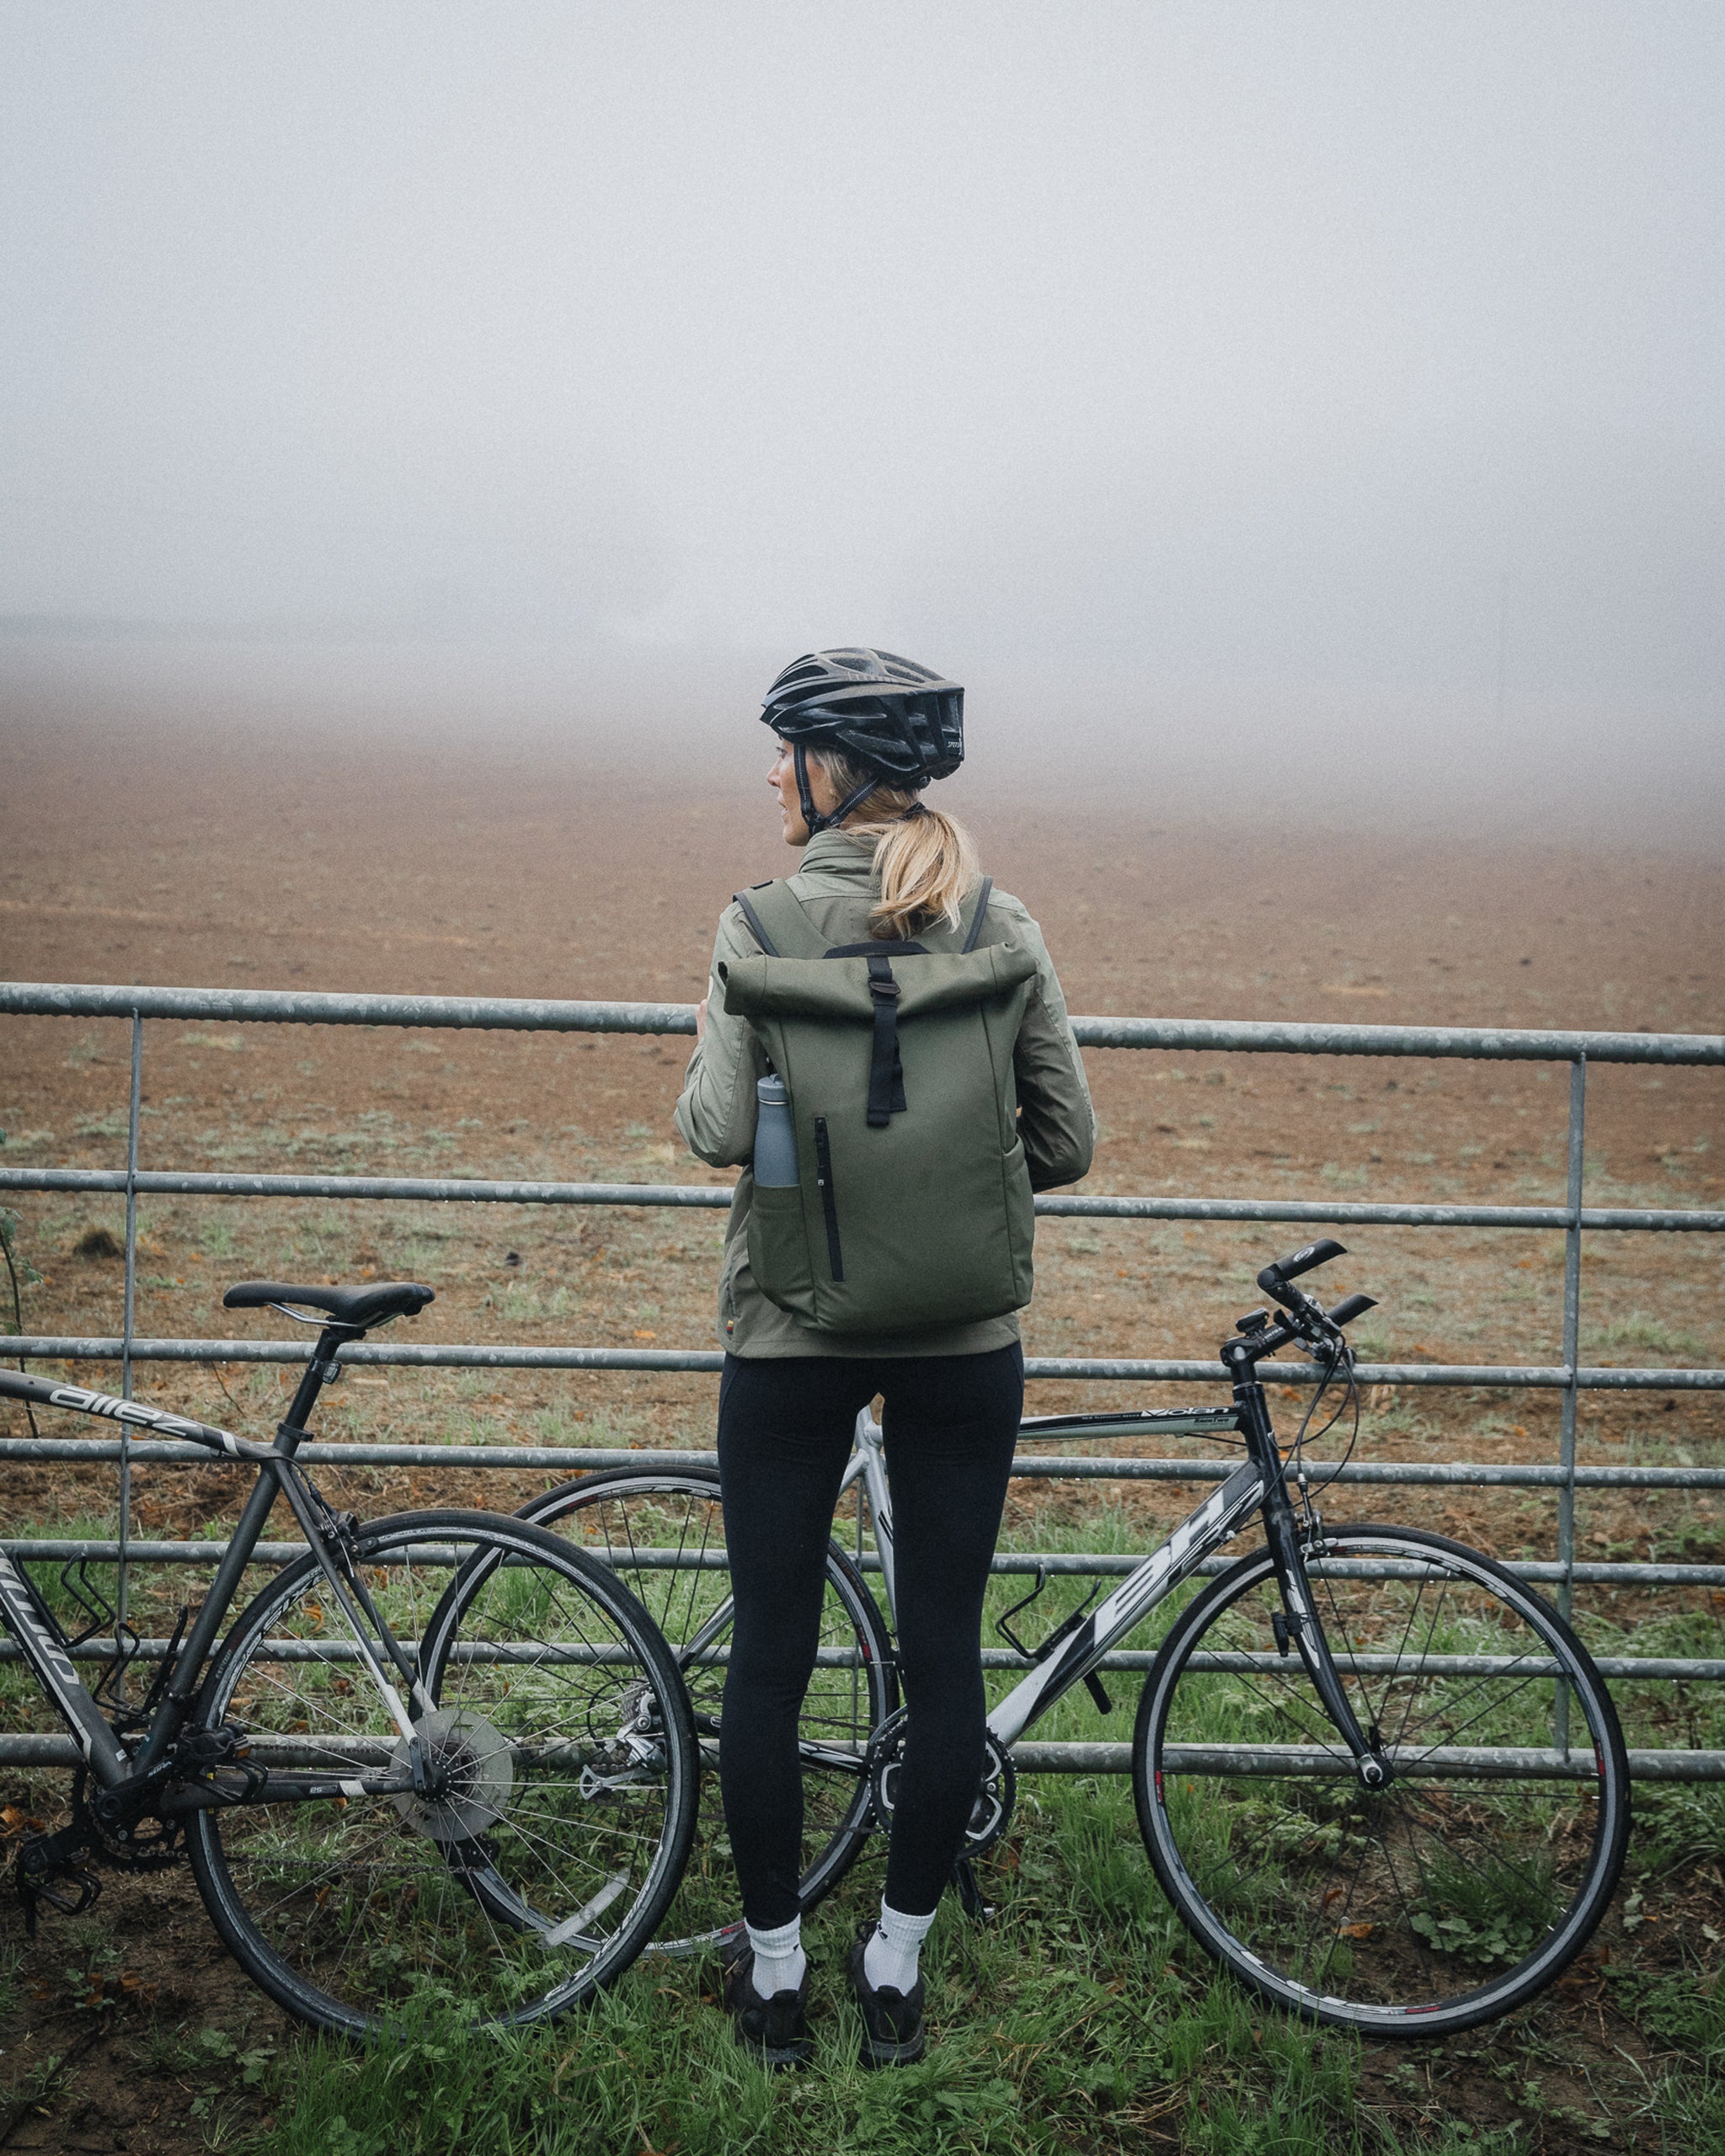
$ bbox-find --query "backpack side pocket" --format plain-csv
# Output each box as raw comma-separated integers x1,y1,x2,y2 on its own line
745,1179,818,1321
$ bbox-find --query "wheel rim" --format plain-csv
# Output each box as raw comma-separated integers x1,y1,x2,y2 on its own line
1142,1529,1625,2031
522,1474,889,1945
191,1520,691,2031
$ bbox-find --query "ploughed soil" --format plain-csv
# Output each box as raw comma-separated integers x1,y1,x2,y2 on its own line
0,718,1720,2151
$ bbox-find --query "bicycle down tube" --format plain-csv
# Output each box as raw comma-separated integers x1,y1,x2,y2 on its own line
849,1378,1386,1781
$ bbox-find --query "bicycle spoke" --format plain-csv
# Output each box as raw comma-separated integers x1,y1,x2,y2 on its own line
187,1519,695,2033
518,1470,889,1949
1140,1529,1626,2034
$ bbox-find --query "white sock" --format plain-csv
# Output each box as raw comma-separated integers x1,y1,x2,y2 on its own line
863,1900,936,1995
745,1917,805,1998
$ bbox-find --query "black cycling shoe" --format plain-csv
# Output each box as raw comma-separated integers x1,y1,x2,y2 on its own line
721,1940,814,2071
847,1931,927,2068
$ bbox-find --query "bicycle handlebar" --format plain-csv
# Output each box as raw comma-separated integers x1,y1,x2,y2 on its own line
1257,1239,1348,1305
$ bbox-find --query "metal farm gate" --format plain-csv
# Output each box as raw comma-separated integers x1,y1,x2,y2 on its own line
1,980,1721,1780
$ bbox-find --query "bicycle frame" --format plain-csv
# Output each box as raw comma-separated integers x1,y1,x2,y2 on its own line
843,1337,1388,1785
0,1348,432,1812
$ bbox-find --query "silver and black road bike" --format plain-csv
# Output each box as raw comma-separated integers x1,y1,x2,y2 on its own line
0,1278,697,2036
519,1241,1630,2036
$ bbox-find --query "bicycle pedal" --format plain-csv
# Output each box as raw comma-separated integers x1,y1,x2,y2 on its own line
15,1841,102,1936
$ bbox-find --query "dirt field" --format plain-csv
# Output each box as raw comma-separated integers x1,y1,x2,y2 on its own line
0,714,1721,2151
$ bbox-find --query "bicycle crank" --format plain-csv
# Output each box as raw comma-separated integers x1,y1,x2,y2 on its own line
863,1709,1017,1858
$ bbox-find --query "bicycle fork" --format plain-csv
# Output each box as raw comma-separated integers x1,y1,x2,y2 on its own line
1234,1374,1391,1791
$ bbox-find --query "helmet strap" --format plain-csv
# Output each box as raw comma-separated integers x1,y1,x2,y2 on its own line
793,741,878,838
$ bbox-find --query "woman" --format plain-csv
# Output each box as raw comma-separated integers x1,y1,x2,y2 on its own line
675,648,1093,2068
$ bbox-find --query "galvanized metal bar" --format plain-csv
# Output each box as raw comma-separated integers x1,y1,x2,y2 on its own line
0,981,701,1036
1074,1020,1725,1066
6,1535,1719,1588
5,1435,1721,1490
13,1635,1722,1682
0,1168,736,1209
5,1332,1722,1389
0,1731,1715,1774
1036,1193,1724,1232
1,1164,1719,1235
1559,1059,1585,1629
5,1636,1719,1682
1000,1743,1725,1780
5,979,1723,1064
116,1010,142,1651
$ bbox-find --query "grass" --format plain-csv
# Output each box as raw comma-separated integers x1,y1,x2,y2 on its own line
220,1513,1721,2153
253,1775,1402,2156
1590,1314,1717,1365
1600,1955,1725,2153
235,1757,1725,2156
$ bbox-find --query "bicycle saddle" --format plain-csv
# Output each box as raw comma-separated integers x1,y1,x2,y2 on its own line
222,1280,435,1326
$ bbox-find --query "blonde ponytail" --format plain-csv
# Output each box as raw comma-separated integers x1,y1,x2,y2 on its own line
811,749,980,940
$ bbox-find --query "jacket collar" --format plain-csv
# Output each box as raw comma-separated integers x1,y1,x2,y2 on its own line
797,830,878,879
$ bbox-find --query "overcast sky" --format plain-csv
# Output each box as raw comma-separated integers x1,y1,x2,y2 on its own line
1,4,1719,835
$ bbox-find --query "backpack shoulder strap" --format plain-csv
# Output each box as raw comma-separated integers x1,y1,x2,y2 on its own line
730,879,829,958
732,887,778,957
960,876,996,953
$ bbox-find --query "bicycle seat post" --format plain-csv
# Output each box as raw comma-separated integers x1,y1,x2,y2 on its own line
275,1323,364,1452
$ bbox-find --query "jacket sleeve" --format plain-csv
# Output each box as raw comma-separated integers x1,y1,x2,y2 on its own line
997,899,1096,1192
673,905,770,1169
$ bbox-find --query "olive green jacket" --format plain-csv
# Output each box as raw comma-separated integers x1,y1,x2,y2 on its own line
674,830,1095,1358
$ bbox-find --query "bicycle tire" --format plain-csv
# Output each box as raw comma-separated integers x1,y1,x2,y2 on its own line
186,1509,698,2036
1133,1522,1630,2037
517,1465,894,1945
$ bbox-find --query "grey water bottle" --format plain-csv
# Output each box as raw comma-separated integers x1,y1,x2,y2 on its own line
753,1073,799,1187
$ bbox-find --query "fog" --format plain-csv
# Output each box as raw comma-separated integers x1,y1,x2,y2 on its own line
2,4,1721,841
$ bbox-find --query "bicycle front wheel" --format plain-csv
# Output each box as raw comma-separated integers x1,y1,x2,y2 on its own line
187,1510,698,2036
518,1466,894,1946
1134,1524,1630,2036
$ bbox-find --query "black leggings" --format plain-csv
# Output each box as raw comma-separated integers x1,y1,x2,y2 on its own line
716,1343,1023,1928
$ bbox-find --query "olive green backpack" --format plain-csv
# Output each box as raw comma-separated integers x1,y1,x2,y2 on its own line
718,877,1040,1335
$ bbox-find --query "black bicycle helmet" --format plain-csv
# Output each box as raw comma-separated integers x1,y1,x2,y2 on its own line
761,648,964,836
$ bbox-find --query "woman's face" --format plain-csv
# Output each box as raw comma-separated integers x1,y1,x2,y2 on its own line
768,736,837,847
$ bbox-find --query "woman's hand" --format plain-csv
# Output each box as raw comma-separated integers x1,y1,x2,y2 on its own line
695,995,708,1042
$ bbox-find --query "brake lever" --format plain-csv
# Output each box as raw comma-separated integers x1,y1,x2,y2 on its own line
1286,1299,1346,1358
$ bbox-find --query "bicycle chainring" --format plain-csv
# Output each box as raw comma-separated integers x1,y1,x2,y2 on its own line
864,1709,1017,1858
74,1768,185,1873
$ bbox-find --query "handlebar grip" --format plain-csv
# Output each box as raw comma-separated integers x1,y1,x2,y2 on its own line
1325,1293,1377,1329
1257,1238,1348,1299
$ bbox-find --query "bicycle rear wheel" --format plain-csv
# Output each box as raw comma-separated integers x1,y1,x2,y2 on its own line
187,1510,697,2036
518,1466,894,1945
1134,1524,1630,2036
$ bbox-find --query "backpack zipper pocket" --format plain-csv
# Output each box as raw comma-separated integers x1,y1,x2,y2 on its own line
814,1117,844,1281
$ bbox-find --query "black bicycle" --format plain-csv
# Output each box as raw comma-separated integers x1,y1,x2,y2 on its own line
520,1241,1632,2036
0,1279,697,2036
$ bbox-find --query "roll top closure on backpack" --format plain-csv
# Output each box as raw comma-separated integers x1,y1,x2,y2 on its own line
721,940,1037,1024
